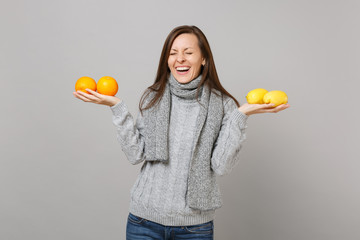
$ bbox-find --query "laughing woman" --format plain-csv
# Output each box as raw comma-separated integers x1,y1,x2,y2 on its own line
73,25,289,240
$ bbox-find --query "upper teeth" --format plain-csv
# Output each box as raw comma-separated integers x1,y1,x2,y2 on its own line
176,67,190,71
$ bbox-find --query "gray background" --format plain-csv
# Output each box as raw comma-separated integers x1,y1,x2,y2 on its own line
1,0,359,239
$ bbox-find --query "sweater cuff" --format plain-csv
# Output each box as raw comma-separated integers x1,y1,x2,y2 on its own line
230,109,248,129
110,100,126,116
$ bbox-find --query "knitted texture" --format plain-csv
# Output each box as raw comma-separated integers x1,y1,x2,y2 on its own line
142,74,224,210
111,77,248,225
142,73,203,162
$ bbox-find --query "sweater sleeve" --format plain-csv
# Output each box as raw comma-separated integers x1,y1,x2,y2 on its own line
110,100,146,165
210,98,248,176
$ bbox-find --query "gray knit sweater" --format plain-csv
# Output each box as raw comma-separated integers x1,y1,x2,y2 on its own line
110,93,248,226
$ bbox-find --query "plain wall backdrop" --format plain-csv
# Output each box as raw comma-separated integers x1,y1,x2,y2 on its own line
1,0,359,239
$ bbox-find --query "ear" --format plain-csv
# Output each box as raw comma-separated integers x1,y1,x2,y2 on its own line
202,58,206,66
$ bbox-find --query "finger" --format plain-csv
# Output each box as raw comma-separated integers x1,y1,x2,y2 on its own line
74,92,92,102
257,103,276,109
76,90,92,97
77,89,100,102
283,104,290,108
265,104,290,113
85,88,101,96
79,91,100,102
73,91,85,100
77,90,100,101
73,92,81,100
86,89,108,99
275,104,290,111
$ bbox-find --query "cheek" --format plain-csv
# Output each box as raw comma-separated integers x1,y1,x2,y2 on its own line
168,57,174,68
191,56,202,68
193,59,202,70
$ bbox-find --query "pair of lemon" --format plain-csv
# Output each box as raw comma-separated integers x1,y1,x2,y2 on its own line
75,76,118,96
246,88,288,106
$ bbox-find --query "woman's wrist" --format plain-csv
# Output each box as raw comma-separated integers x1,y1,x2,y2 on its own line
108,98,121,107
238,106,250,116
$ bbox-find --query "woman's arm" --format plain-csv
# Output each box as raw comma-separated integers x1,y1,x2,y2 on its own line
111,101,146,165
210,97,290,176
210,99,248,176
73,89,146,165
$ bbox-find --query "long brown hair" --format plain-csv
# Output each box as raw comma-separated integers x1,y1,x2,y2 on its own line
139,25,240,114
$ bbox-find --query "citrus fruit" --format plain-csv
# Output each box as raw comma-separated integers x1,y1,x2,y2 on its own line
246,88,268,104
97,76,118,96
75,76,97,93
263,90,288,107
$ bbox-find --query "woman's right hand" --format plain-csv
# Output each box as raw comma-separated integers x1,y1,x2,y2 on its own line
73,89,121,107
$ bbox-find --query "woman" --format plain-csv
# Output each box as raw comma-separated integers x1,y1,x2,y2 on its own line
73,25,289,240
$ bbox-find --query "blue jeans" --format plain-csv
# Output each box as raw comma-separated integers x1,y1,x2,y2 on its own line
126,213,214,240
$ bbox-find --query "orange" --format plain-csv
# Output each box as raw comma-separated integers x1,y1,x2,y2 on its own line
97,76,118,96
75,76,97,93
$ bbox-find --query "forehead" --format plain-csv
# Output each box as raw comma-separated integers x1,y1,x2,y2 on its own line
171,33,199,49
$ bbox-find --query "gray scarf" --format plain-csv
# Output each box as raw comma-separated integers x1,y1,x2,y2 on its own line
143,73,225,210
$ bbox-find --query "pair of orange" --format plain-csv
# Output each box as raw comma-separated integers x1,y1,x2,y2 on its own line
75,76,118,96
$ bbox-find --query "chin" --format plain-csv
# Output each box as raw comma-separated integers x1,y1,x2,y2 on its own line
176,78,192,84
173,73,196,84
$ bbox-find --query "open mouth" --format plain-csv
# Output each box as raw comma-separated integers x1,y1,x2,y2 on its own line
176,66,190,74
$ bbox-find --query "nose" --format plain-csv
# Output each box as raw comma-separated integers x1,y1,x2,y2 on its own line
176,53,185,63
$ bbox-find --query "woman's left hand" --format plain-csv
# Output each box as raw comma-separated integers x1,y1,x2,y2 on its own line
238,103,290,116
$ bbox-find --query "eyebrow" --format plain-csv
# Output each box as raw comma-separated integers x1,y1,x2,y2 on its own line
170,47,194,51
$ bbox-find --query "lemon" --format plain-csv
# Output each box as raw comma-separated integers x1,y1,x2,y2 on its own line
246,88,268,104
263,90,288,107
